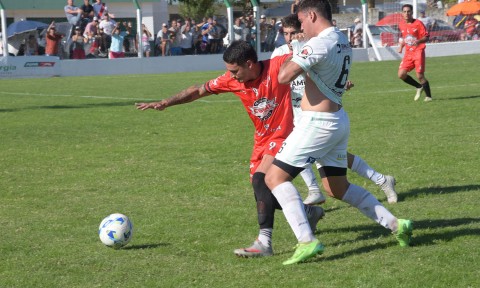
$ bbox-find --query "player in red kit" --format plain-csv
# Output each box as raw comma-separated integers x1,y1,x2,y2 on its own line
398,4,432,102
136,40,324,261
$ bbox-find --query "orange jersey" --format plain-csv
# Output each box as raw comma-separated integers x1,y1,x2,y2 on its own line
205,54,294,150
399,19,428,53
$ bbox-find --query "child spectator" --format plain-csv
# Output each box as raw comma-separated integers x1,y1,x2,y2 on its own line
71,26,87,59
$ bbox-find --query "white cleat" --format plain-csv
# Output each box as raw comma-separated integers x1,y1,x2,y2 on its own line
424,97,432,102
414,87,424,101
303,190,326,205
380,175,398,204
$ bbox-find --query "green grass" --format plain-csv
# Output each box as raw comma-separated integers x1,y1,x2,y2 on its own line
1,54,479,288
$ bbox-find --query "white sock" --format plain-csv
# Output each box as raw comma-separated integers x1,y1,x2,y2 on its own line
300,166,321,192
342,184,397,230
351,155,385,186
271,182,315,243
258,228,272,248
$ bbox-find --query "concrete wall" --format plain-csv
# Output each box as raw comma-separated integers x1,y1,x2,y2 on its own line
1,41,478,79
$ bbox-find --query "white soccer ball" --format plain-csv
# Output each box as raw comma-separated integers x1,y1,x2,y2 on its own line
98,213,133,249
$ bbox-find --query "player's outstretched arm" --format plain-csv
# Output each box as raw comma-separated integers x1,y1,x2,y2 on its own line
278,57,303,84
136,84,212,111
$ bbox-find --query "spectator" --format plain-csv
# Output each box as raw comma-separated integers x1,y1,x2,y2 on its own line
332,19,337,27
109,23,128,58
71,26,87,59
64,0,84,26
353,27,363,48
463,15,478,40
201,17,215,53
418,10,434,31
266,18,277,52
95,27,109,57
93,0,109,19
180,22,194,55
25,34,39,56
259,14,269,52
156,23,171,56
140,24,152,57
274,19,285,48
232,17,245,41
169,19,182,56
81,0,94,22
83,16,99,39
45,22,64,56
99,13,116,48
353,17,362,33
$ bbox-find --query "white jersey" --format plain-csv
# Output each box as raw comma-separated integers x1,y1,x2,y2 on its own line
271,40,306,123
291,27,352,105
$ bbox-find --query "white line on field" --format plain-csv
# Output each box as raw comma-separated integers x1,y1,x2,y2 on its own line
0,91,239,103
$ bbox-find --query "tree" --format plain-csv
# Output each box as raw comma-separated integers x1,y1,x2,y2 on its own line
175,0,219,21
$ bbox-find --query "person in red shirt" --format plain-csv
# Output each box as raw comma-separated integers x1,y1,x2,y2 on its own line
45,21,64,57
397,4,432,102
136,40,324,261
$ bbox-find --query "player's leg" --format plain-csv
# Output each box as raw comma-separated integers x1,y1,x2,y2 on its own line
266,161,324,265
320,169,412,247
347,152,397,203
398,56,423,101
415,50,432,101
301,165,326,205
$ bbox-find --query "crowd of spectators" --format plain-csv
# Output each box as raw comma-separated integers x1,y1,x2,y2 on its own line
4,0,479,59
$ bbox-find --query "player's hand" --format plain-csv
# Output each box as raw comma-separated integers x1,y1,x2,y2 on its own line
345,80,354,91
135,101,167,111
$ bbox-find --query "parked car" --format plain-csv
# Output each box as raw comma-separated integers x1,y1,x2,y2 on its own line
428,19,463,43
368,24,400,47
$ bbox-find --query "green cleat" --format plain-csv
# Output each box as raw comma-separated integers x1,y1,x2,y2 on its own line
282,239,324,265
395,219,413,247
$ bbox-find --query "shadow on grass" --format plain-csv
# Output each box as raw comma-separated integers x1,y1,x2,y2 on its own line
123,243,171,250
399,184,480,202
439,95,480,101
0,101,135,112
308,217,480,262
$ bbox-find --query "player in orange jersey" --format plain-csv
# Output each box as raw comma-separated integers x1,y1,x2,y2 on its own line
398,4,433,102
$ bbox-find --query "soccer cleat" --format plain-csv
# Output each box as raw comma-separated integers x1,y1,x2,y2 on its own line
424,97,433,102
282,239,324,265
306,206,325,232
394,219,413,247
380,175,398,204
234,239,273,258
303,190,326,205
414,87,424,101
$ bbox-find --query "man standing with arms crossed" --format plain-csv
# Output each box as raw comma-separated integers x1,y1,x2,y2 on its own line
265,0,413,265
398,4,433,102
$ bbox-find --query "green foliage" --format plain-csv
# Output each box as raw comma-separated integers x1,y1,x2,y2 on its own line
176,0,218,21
0,54,479,287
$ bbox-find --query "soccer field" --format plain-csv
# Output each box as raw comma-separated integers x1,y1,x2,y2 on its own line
1,54,479,287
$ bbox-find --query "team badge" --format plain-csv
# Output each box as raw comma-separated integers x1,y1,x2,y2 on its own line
298,45,313,59
249,97,278,120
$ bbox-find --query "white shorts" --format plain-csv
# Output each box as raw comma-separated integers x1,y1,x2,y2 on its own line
275,108,349,169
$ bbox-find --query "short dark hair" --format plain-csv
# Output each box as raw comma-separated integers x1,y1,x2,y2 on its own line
298,0,332,22
282,14,301,31
402,4,413,11
223,40,257,66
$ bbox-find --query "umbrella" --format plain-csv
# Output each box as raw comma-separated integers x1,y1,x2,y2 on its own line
376,13,404,26
7,20,49,38
446,0,480,16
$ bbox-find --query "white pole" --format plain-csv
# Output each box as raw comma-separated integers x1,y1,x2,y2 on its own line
136,8,142,58
362,3,368,48
0,1,8,58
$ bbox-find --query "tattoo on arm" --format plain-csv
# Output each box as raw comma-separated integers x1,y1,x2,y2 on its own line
165,84,206,107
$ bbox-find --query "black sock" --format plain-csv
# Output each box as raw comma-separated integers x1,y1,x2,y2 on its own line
422,81,432,98
403,75,422,88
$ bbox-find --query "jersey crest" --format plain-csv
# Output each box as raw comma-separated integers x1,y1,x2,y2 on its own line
249,97,278,120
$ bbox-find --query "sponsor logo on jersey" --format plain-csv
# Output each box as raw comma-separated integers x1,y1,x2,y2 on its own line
248,97,278,120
